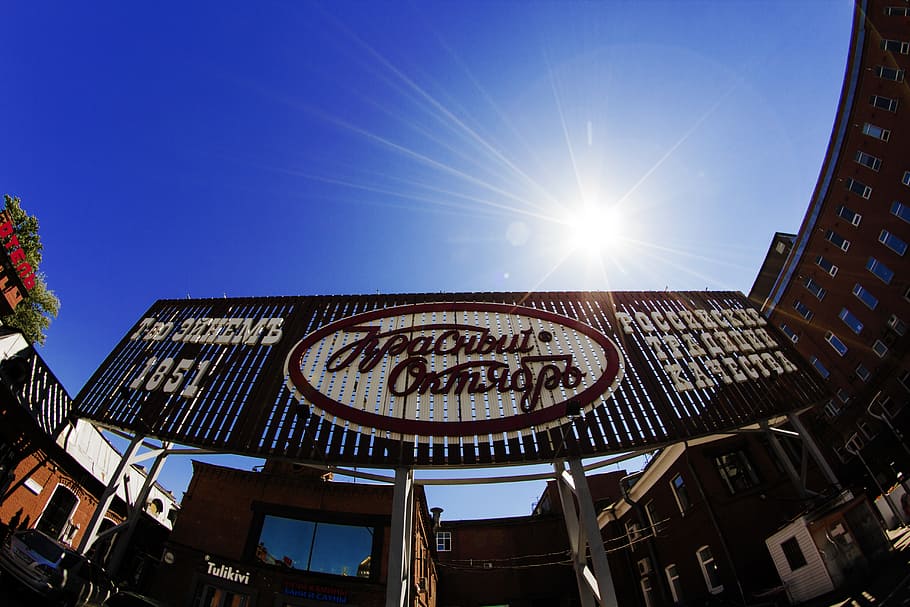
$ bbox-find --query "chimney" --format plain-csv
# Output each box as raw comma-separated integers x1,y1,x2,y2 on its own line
430,507,443,529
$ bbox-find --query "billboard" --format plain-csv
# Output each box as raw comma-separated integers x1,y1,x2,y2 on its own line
0,211,38,315
74,291,829,467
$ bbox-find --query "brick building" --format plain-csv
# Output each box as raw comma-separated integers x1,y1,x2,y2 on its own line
432,471,627,607
599,434,843,607
152,460,438,607
759,0,910,491
0,330,178,584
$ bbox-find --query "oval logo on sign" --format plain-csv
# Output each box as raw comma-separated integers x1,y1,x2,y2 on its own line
284,302,624,438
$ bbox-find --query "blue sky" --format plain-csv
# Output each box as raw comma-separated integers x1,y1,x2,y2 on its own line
2,1,854,519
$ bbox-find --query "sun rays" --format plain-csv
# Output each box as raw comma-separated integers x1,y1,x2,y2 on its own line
237,4,752,294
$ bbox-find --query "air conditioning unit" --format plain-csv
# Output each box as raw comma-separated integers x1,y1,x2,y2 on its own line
637,557,653,575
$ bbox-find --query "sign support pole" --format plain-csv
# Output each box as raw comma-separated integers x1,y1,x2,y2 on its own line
77,433,145,555
106,443,170,576
760,420,810,499
554,458,618,607
385,467,414,607
787,413,841,490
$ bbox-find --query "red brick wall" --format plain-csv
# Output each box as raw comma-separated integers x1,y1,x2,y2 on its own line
155,461,438,607
1,450,124,548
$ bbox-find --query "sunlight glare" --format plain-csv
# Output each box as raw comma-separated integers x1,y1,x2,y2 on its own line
566,204,626,258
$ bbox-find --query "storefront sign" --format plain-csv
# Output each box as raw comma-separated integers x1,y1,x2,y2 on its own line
0,212,36,291
74,292,829,467
205,556,251,585
282,580,348,603
0,211,36,315
284,302,623,436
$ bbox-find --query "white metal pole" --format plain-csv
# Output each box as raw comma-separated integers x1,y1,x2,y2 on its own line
568,457,618,607
77,434,145,555
385,467,414,607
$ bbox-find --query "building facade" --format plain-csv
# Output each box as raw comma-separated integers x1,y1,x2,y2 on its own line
0,330,178,586
598,433,887,607
761,0,910,492
151,460,438,607
433,471,627,607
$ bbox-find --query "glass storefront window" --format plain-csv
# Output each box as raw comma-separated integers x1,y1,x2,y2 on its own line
256,514,374,578
200,585,250,607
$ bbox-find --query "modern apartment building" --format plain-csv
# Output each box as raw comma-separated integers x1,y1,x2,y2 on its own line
761,0,910,488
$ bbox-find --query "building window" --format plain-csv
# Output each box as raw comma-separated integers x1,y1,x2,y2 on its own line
626,520,643,544
876,66,905,81
881,39,910,54
837,205,862,226
254,514,376,578
671,473,692,514
696,546,724,594
852,283,879,309
714,450,760,494
858,419,878,441
148,498,164,516
892,201,910,223
899,370,910,393
888,314,908,336
803,277,826,300
833,444,852,464
36,485,79,541
815,255,838,276
870,95,899,112
862,122,891,141
436,530,452,552
810,356,830,379
793,300,813,321
780,323,799,343
873,339,889,358
855,363,871,382
825,331,848,356
839,307,864,334
824,400,842,419
881,394,906,418
645,501,659,535
866,257,894,284
837,388,852,404
846,178,872,198
666,564,684,603
781,537,808,571
885,6,910,15
903,171,910,186
854,150,882,171
641,576,656,607
825,229,850,251
879,229,908,255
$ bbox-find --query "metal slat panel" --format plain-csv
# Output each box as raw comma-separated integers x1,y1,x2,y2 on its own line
72,291,831,468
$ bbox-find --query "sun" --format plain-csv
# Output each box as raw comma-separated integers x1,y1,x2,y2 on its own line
565,204,626,258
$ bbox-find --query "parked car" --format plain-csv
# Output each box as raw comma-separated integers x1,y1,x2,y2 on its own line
0,528,116,606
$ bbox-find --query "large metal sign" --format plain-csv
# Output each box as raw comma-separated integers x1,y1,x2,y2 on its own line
74,291,830,467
